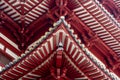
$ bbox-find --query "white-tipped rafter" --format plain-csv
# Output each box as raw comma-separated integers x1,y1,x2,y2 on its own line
73,0,120,56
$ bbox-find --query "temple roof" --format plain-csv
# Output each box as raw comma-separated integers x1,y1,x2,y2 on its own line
1,0,120,51
0,0,120,79
0,17,119,80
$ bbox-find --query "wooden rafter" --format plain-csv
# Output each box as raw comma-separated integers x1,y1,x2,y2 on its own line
0,18,118,79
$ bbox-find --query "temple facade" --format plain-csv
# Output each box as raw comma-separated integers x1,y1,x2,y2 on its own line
0,0,120,80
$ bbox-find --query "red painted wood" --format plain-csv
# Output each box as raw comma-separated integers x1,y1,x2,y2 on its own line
53,35,57,49
38,49,45,58
43,46,48,55
63,36,68,51
0,0,120,79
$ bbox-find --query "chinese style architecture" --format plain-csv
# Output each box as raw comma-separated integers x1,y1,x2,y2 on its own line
0,0,120,80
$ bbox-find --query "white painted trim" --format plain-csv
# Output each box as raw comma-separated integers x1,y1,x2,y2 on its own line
0,33,20,51
6,48,18,59
0,43,4,50
0,66,2,72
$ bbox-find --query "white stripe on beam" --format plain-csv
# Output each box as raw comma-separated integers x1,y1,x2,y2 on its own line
3,74,14,79
110,44,120,48
44,42,49,54
100,35,111,39
11,13,20,18
0,66,2,72
105,40,116,44
14,16,20,21
89,70,99,76
0,33,19,50
55,31,60,46
0,43,4,50
41,47,46,56
26,14,36,20
73,6,84,12
84,18,95,23
81,16,93,20
93,74,103,79
25,58,34,64
12,2,20,6
66,38,71,51
42,0,49,6
87,21,98,26
28,0,36,6
97,16,106,21
104,22,113,26
95,13,104,18
40,4,49,10
69,43,75,54
37,4,46,12
6,48,18,59
28,73,41,77
8,71,18,76
111,47,120,50
25,17,33,22
107,42,119,45
92,10,101,15
78,57,86,65
31,10,41,17
114,33,120,36
22,76,35,79
89,24,101,29
8,0,15,3
75,77,88,80
115,50,120,53
76,10,87,15
90,6,98,12
7,10,16,15
72,49,78,58
32,52,39,61
111,30,119,34
78,13,90,18
83,0,93,6
100,19,110,24
36,50,43,59
17,64,28,71
92,27,103,31
75,53,82,62
13,68,23,74
0,1,8,8
25,3,32,8
102,37,114,41
95,29,107,34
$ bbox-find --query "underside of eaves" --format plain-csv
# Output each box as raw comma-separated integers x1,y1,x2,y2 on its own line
0,0,120,79
0,17,119,80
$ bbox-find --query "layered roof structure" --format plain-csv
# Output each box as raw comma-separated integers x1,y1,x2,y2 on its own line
0,16,119,80
0,0,120,79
